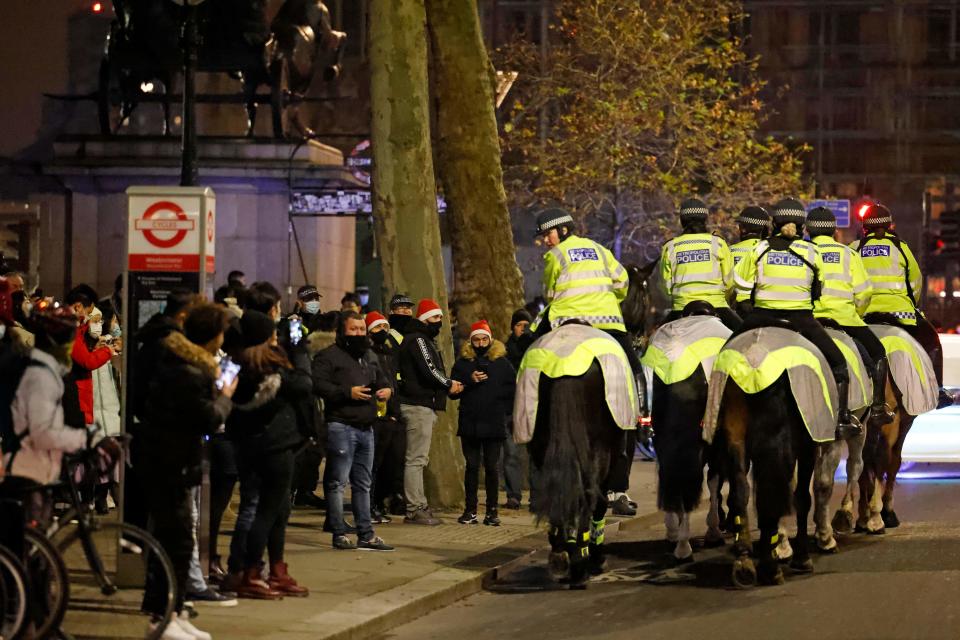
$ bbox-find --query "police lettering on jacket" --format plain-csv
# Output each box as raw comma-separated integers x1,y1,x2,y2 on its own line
861,245,890,258
766,252,803,267
676,249,711,264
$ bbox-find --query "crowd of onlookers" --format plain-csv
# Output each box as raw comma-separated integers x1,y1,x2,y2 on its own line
0,268,638,640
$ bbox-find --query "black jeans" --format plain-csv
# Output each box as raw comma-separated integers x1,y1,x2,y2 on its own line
143,481,193,615
739,309,849,384
461,437,504,512
243,448,295,569
372,418,406,509
607,430,638,493
208,435,237,562
665,306,742,332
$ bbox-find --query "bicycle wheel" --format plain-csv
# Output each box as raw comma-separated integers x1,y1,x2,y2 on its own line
22,527,68,639
50,520,176,640
0,543,28,640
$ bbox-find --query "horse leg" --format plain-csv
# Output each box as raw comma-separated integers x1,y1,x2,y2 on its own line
814,442,842,552
588,492,608,575
673,511,693,563
727,440,755,588
664,511,680,543
704,469,725,547
834,428,866,535
791,442,816,573
881,415,908,529
568,510,592,589
756,516,785,586
547,522,571,581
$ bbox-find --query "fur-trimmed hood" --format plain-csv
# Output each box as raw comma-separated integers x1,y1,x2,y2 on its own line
232,373,282,410
459,338,507,361
162,331,218,379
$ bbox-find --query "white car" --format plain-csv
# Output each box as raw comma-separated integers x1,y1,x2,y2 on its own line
901,333,960,463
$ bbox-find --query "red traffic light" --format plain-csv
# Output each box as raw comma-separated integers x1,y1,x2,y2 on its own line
858,204,871,220
92,1,103,12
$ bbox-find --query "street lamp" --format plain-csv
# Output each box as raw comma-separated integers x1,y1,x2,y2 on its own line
171,0,206,187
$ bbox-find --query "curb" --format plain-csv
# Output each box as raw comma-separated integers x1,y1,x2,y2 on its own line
298,507,661,640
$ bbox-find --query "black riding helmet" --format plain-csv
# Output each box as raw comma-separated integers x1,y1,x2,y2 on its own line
736,206,771,239
861,203,894,231
770,197,807,233
534,208,575,239
805,206,836,238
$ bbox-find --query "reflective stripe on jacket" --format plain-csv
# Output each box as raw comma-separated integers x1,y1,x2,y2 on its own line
660,233,734,311
733,237,824,311
731,238,762,266
851,235,922,326
542,235,627,332
811,236,872,327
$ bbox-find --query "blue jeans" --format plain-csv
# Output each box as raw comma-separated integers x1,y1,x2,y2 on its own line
227,455,260,573
324,422,375,541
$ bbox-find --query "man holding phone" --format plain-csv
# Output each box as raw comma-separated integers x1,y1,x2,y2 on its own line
312,312,394,551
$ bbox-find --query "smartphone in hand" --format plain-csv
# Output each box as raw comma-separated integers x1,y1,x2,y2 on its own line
289,318,303,346
217,356,242,390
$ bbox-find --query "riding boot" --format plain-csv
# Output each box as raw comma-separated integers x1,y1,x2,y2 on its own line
870,358,895,425
937,388,955,410
835,380,863,440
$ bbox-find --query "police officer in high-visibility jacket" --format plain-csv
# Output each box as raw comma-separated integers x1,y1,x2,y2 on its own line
532,208,639,372
806,206,895,424
659,198,741,331
731,206,771,266
734,198,862,438
851,203,953,409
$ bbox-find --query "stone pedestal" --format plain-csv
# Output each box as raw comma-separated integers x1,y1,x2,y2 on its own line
31,136,362,303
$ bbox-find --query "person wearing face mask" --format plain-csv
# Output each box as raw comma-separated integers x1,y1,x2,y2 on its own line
397,299,464,525
65,286,116,428
365,311,405,523
386,293,414,349
449,321,516,526
295,285,323,330
312,311,394,551
6,289,36,356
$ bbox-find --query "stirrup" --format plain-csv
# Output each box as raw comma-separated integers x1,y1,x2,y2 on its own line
836,412,863,440
870,402,895,424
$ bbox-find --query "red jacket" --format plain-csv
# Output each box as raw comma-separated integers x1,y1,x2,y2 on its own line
71,324,112,426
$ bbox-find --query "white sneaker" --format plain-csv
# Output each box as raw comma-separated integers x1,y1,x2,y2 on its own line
148,617,194,640
177,613,213,640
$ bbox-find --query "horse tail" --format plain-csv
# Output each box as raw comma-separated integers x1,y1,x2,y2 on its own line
748,374,798,522
654,369,708,513
532,361,609,529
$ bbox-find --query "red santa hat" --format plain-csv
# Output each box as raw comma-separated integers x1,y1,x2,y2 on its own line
416,299,443,323
364,311,389,332
469,320,492,340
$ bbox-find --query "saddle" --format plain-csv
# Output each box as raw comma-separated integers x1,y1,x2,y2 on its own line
702,327,838,444
513,324,639,445
642,316,731,385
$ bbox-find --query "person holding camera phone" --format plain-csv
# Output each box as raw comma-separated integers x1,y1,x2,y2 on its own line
449,321,516,526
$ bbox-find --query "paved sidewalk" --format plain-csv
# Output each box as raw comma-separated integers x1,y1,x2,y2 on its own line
192,460,658,640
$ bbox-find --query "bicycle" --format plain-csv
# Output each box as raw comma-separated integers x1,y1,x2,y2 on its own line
28,441,177,640
0,541,28,640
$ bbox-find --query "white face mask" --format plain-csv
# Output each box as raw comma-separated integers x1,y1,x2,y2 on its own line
88,322,103,338
304,300,321,315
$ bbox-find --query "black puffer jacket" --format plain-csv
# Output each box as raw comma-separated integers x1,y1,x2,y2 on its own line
450,340,516,439
312,342,389,427
371,338,401,420
397,319,452,411
139,332,232,487
227,346,314,454
131,313,181,424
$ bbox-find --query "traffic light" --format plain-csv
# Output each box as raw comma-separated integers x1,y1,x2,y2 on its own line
942,210,960,257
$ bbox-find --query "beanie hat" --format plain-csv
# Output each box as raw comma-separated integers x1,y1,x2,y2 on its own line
389,293,414,309
511,308,532,328
240,309,276,347
535,208,575,236
862,203,894,229
679,198,709,224
736,206,771,233
805,206,836,237
416,299,443,323
771,197,807,228
365,311,389,332
469,320,492,340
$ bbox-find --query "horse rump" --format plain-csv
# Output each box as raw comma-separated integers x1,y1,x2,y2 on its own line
653,370,708,513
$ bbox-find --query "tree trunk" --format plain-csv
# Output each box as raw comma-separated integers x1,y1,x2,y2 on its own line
369,0,464,508
425,0,525,340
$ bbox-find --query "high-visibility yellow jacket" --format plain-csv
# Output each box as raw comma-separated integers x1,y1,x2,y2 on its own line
659,233,734,311
734,236,825,311
811,236,873,327
730,237,763,266
541,235,628,332
850,233,922,326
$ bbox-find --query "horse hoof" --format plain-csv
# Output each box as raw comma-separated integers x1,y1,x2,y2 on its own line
758,562,785,586
881,509,900,529
549,551,570,580
816,541,839,555
868,527,886,536
790,557,814,574
831,510,855,535
731,557,757,589
673,553,694,566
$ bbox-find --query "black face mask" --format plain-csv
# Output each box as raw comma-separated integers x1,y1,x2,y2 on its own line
426,321,443,338
389,314,411,332
473,344,490,357
341,335,369,358
370,330,389,346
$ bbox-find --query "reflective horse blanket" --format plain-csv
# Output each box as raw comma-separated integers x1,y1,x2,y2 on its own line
641,316,732,385
869,324,938,416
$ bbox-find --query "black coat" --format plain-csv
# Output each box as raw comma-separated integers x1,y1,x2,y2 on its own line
450,340,516,440
504,332,531,371
397,319,452,411
371,338,401,420
139,332,232,487
228,346,314,454
131,313,181,424
312,342,390,427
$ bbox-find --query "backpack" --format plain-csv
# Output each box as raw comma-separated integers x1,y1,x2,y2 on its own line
0,348,48,463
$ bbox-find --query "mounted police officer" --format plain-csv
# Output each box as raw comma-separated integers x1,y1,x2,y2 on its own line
734,197,862,439
531,208,640,373
852,203,953,409
731,206,771,265
806,206,895,424
660,198,741,331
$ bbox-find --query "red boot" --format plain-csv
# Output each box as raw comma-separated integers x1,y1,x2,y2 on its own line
268,561,309,597
236,567,284,600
